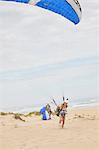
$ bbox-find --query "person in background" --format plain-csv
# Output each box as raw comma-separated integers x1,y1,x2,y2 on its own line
46,103,52,119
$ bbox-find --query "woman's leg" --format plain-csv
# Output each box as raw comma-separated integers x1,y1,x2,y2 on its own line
62,116,65,128
59,116,62,124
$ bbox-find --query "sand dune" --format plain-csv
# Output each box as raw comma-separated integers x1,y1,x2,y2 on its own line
0,106,99,150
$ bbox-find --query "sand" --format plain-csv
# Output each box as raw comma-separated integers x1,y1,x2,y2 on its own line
0,106,99,150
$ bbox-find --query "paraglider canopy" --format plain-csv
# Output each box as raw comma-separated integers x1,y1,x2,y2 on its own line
40,106,49,120
0,0,82,24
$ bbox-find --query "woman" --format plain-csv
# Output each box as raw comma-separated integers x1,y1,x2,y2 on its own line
59,101,68,128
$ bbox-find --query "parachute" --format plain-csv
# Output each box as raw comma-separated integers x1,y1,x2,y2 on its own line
40,106,49,120
0,0,82,24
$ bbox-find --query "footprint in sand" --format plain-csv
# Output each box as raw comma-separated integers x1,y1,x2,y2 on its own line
1,122,5,126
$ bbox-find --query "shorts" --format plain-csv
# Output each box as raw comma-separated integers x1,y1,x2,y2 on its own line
60,110,67,117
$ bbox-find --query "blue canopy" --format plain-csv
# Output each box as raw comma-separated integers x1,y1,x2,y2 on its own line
40,106,49,120
0,0,82,24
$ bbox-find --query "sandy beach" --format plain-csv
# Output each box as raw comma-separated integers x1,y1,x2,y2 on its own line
0,106,99,150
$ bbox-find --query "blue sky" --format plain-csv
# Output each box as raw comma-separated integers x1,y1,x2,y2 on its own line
0,0,99,108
